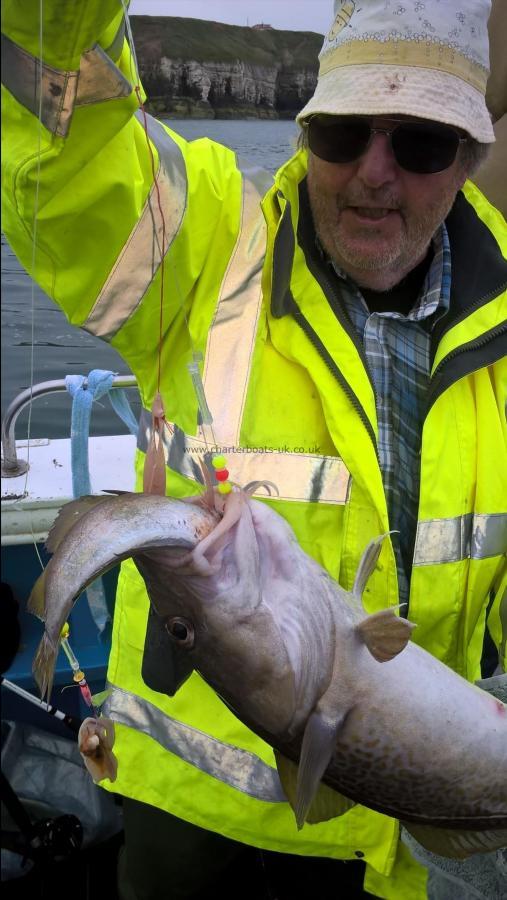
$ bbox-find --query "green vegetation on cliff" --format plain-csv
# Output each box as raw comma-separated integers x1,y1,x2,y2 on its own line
130,16,322,67
129,16,322,119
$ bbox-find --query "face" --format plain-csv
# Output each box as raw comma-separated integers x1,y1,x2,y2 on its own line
307,117,468,291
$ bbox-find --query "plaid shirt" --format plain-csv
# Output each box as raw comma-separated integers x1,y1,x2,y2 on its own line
331,225,451,604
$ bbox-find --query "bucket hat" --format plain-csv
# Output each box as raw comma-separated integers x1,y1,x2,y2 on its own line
297,0,494,142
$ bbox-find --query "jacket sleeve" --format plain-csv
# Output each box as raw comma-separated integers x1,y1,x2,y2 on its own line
1,1,235,357
1,1,150,324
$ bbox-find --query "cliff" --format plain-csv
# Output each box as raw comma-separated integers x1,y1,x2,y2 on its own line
130,16,322,119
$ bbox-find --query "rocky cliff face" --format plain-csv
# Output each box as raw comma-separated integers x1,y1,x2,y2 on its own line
131,16,321,119
140,57,318,118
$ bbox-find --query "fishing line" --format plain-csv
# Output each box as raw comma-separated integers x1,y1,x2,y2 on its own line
121,0,167,398
30,527,46,573
20,5,227,702
120,1,219,454
26,1,47,577
23,0,44,500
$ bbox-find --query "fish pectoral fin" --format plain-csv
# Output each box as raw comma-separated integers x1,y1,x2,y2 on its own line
294,705,346,830
275,751,355,824
402,821,507,860
355,608,416,663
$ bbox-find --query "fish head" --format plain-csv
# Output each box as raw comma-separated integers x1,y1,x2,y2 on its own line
136,491,306,736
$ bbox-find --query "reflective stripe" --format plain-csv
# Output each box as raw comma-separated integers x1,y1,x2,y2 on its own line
1,34,131,137
413,513,507,566
84,116,187,340
1,32,78,136
104,20,126,62
138,410,350,504
75,44,132,107
201,159,273,445
103,684,286,803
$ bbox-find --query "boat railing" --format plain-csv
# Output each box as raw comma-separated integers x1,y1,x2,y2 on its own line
1,375,139,478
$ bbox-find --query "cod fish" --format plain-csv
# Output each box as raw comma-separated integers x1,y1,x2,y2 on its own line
29,486,507,860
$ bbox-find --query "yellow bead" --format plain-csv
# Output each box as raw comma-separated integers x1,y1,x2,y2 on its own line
73,670,85,682
212,455,227,469
217,481,232,495
60,623,70,638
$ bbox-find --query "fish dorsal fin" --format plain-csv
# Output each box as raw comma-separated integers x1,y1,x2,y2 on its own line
356,607,416,663
352,532,394,602
46,495,113,553
274,751,355,824
27,568,48,620
402,821,507,860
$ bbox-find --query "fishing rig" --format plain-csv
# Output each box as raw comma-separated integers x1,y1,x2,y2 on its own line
2,0,236,824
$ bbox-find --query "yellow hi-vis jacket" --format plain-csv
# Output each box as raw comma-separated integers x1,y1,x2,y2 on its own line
2,4,506,898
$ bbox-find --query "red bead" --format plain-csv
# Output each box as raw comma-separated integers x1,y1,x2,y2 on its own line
215,468,229,481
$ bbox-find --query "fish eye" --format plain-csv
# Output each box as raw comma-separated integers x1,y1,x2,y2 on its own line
164,616,195,648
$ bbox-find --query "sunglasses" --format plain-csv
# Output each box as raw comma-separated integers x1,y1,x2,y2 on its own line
306,116,468,174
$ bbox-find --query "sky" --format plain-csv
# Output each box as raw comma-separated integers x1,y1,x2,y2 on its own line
128,0,332,34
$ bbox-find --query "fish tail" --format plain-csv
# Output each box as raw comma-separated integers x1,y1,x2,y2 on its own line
27,570,48,621
32,632,58,701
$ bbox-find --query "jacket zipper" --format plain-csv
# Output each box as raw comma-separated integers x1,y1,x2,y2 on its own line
433,283,507,339
287,294,379,461
426,321,507,413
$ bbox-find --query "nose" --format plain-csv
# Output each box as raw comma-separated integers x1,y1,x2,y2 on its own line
356,132,399,189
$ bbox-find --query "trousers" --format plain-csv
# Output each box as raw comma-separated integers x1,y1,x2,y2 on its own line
117,797,368,900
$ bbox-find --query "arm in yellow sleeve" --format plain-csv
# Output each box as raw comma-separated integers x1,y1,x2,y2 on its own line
1,0,158,327
1,1,251,404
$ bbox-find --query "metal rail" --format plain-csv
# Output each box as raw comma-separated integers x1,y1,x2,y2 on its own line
1,375,139,478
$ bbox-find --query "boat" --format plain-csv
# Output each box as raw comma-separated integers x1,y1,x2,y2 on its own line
1,375,139,701
1,375,137,892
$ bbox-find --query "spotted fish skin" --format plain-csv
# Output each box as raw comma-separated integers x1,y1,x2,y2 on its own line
131,495,507,856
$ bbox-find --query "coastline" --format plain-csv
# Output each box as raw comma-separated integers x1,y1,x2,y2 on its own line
144,100,301,120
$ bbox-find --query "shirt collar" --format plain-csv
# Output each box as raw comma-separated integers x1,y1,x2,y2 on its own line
318,223,451,326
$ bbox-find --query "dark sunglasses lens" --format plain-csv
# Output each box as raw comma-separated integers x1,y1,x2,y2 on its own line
308,117,371,163
392,122,461,173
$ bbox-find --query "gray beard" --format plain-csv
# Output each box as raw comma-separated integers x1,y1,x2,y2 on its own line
307,176,460,291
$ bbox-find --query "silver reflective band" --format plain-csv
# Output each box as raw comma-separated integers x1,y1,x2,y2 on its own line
1,33,78,137
103,684,286,803
137,409,351,505
75,44,132,108
201,157,272,447
1,35,131,137
413,513,507,566
84,115,187,340
104,20,126,62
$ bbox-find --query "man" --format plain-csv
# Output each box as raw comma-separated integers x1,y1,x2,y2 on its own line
1,1,506,898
